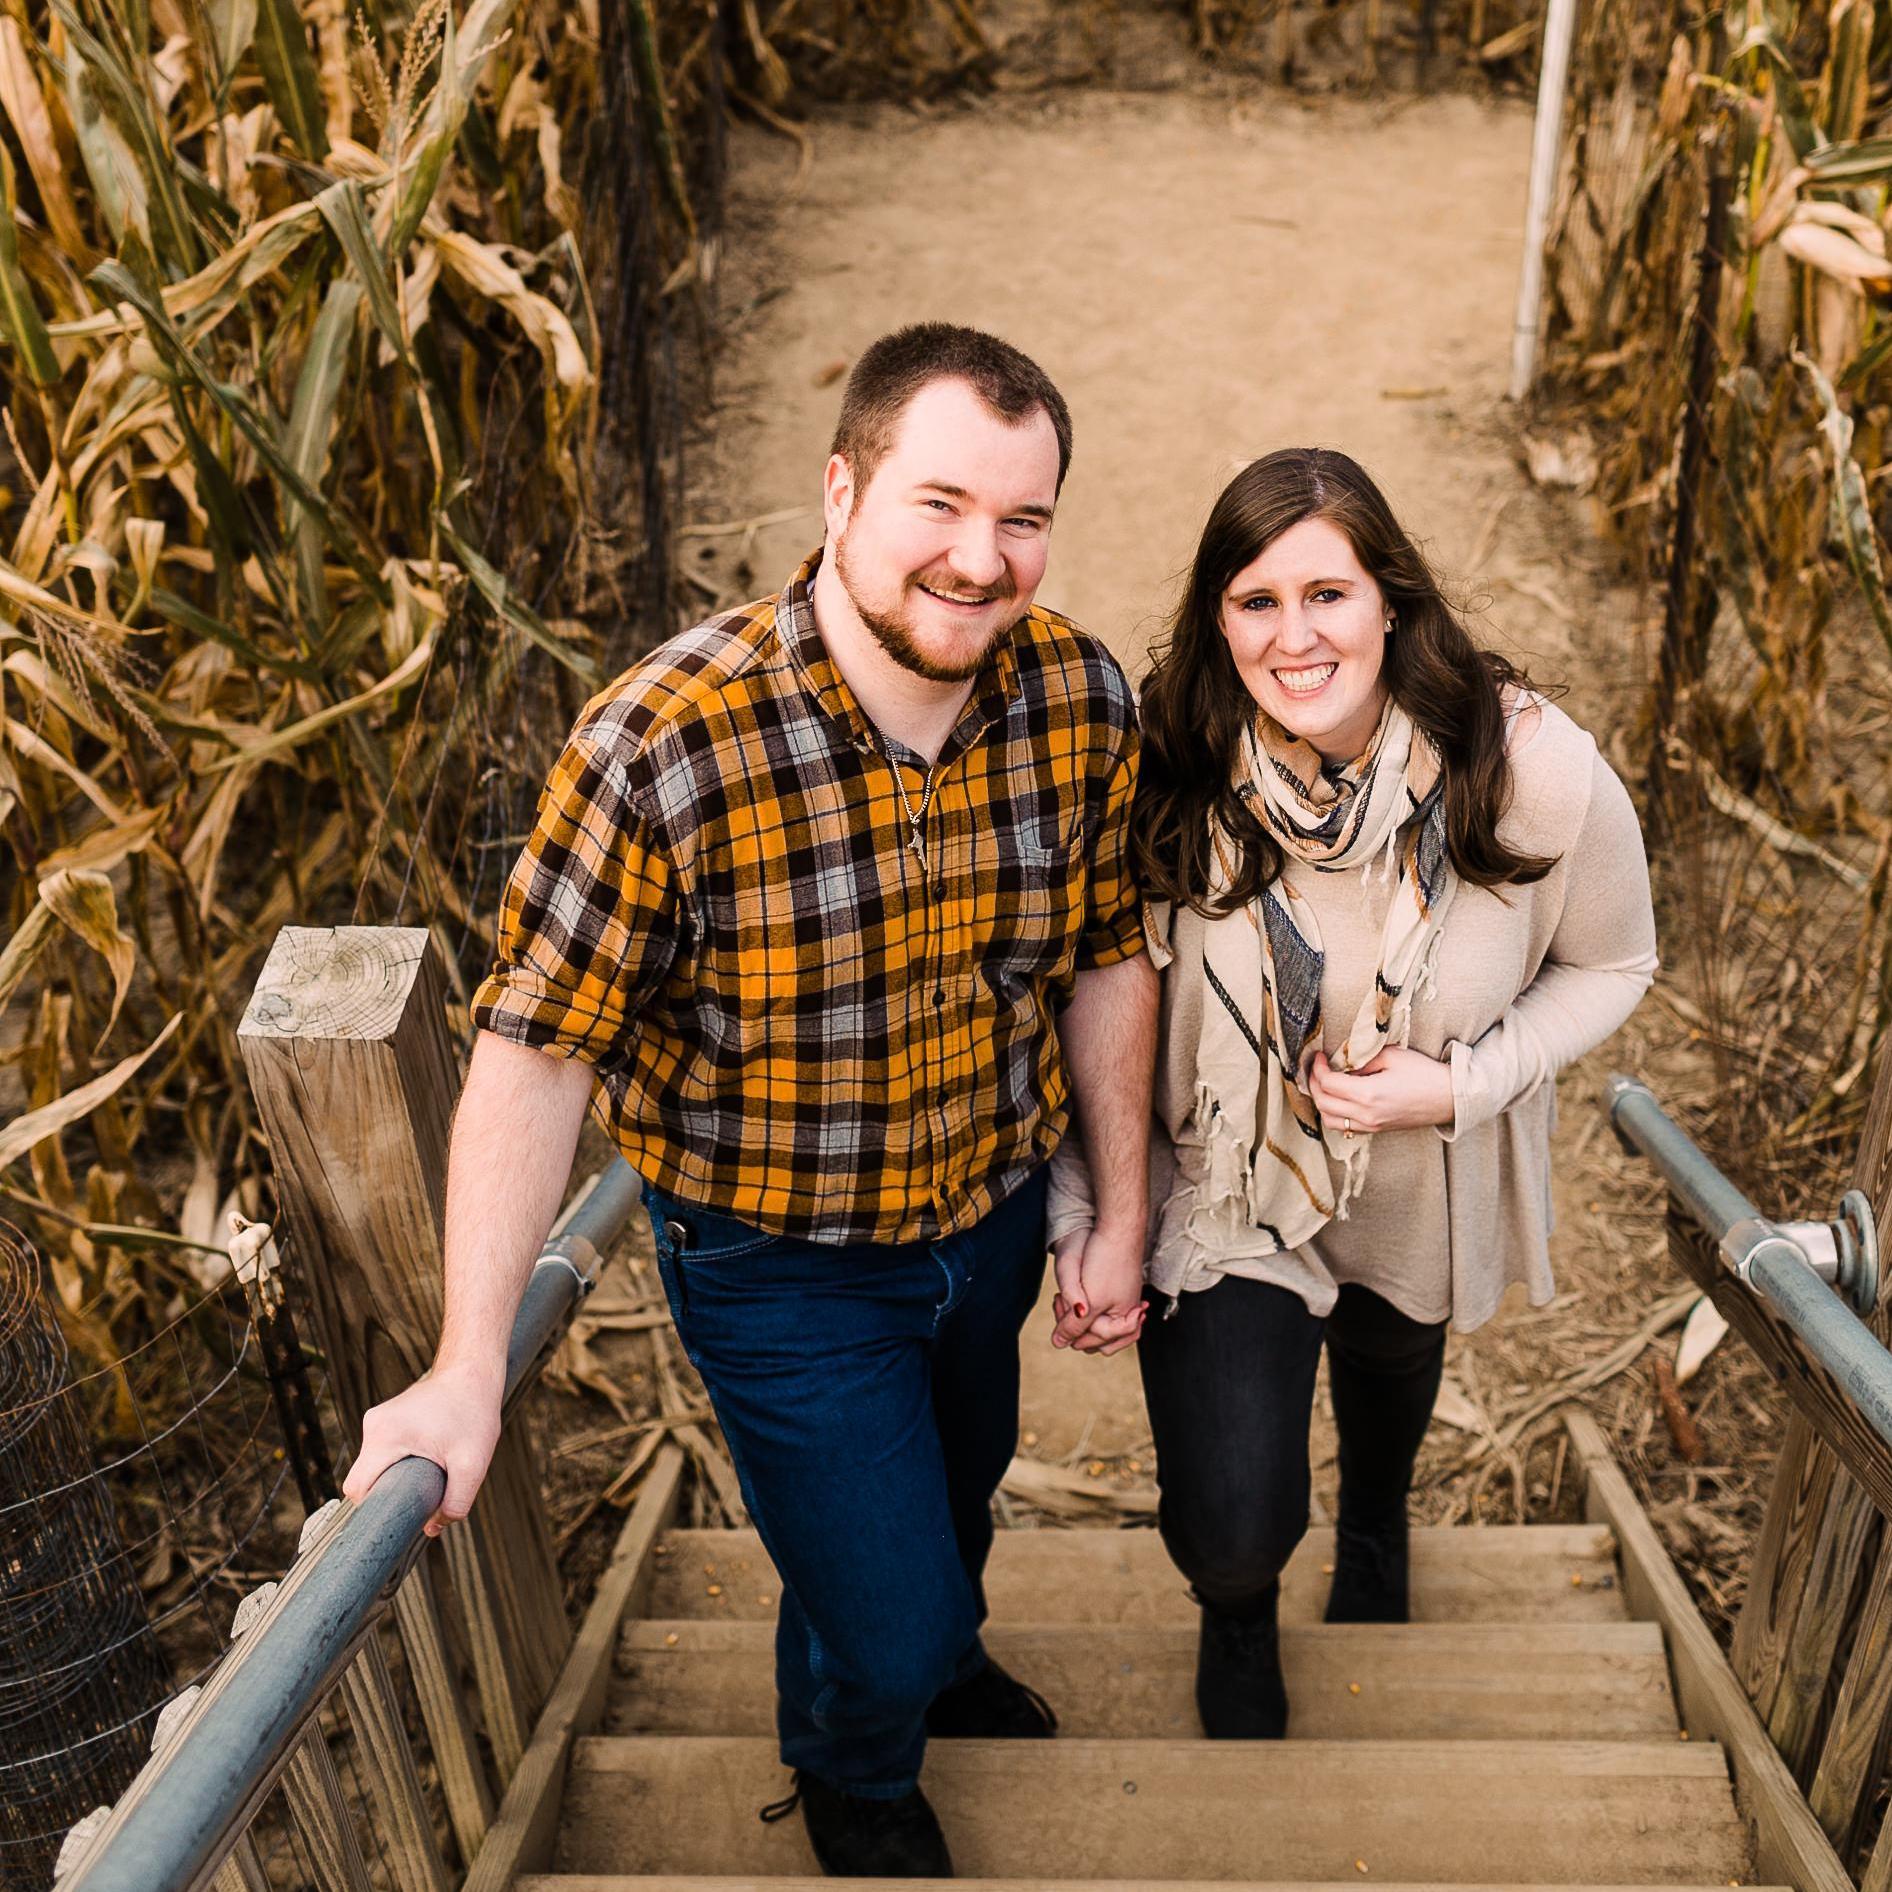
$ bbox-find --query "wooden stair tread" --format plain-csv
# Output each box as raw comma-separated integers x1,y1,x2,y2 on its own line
524,1882,1786,1892
645,1526,1627,1624
611,1620,1676,1740
557,1736,1745,1883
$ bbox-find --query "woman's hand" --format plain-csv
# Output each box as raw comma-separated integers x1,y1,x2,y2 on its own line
1307,1045,1455,1135
1051,1227,1149,1355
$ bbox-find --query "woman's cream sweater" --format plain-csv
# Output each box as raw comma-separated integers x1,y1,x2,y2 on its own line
1047,699,1658,1333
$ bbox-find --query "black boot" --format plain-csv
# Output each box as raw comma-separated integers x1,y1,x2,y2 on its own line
1325,1511,1410,1623
1194,1583,1288,1739
927,1657,1058,1738
762,1772,954,1878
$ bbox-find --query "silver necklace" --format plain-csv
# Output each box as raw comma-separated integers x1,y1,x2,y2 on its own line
890,761,935,877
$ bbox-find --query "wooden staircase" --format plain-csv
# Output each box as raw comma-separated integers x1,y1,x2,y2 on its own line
517,1514,1774,1892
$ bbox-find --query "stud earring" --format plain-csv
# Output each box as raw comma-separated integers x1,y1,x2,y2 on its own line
1384,616,1396,635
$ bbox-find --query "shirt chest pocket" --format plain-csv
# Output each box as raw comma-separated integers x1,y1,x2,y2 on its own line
977,810,1085,975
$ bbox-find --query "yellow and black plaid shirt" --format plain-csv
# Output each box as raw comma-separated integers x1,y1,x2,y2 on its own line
470,548,1143,1245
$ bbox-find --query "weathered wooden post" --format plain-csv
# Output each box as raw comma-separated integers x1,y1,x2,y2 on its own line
236,925,572,1814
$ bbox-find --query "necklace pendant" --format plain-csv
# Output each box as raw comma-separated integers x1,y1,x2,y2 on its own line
908,826,927,874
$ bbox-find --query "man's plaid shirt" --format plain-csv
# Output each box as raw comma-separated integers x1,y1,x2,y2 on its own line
469,548,1143,1246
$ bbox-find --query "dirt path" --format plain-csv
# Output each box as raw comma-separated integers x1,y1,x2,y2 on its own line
686,86,1653,1493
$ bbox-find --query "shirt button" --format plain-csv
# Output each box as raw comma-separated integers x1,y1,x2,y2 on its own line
936,1088,949,1110
934,882,945,900
933,987,945,1007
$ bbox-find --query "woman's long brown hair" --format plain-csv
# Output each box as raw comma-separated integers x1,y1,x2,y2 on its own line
1134,448,1557,916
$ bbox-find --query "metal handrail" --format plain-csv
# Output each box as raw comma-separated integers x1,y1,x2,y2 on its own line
59,1159,644,1892
1607,1075,1892,1450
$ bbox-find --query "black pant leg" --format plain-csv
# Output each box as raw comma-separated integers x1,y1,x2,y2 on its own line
1138,1276,1327,1613
1324,1282,1448,1529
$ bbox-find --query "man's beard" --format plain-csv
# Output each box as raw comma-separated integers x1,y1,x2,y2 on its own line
833,533,1023,684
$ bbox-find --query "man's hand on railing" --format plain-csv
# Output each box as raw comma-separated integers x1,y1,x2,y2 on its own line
342,1358,505,1535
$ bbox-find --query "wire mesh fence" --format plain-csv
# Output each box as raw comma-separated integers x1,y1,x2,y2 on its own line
0,1223,309,1891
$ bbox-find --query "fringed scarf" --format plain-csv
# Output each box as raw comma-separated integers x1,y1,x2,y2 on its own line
1187,699,1456,1256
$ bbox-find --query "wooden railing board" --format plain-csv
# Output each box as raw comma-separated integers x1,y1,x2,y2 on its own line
1809,1544,1892,1861
281,1717,376,1892
1763,1483,1881,1779
392,1552,495,1864
338,1631,454,1892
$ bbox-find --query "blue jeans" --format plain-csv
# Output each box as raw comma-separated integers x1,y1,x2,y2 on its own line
644,1169,1049,1797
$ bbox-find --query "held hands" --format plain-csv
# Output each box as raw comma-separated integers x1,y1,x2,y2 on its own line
1307,1045,1455,1136
341,1359,504,1537
1050,1224,1149,1356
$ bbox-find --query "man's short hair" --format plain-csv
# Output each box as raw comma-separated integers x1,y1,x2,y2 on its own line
830,323,1074,499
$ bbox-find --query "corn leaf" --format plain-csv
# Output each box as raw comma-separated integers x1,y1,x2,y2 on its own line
441,519,599,681
49,1,199,272
0,18,90,259
36,803,168,878
91,259,386,595
1737,23,1819,159
0,902,60,1015
283,277,363,628
1803,137,1892,185
63,41,149,247
147,586,322,679
1797,348,1892,664
199,631,437,771
315,179,411,365
253,0,327,156
204,0,260,83
41,868,137,1045
0,144,62,387
1820,0,1873,146
0,1014,181,1173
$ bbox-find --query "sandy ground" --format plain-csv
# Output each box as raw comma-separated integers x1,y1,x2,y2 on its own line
681,87,1653,1489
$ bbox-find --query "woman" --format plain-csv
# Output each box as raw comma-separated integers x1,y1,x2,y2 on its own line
1047,448,1657,1738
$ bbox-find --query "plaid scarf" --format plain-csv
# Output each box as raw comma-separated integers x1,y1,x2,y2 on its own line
1188,698,1455,1255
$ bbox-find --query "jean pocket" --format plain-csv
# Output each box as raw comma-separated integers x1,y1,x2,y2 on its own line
645,1187,779,1263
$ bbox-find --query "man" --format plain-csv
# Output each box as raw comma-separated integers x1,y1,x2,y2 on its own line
343,323,1156,1877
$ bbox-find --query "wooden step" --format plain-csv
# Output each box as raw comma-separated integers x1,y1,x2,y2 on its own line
557,1737,1746,1883
611,1621,1677,1740
644,1526,1627,1625
527,1883,1785,1892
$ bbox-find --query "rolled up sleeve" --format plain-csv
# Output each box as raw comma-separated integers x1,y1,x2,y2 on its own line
470,737,681,1063
1075,725,1145,971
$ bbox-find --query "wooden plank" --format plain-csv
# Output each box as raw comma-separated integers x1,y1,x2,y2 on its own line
1666,1217,1892,1520
212,1834,271,1892
337,1631,452,1892
557,1735,1744,1884
643,1524,1629,1625
391,1550,494,1864
610,1619,1677,1741
1763,1476,1880,1776
1732,1415,1816,1718
523,1882,1796,1892
460,1445,687,1892
1564,1407,1852,1892
1810,1537,1892,1862
280,1724,375,1892
238,924,570,1779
